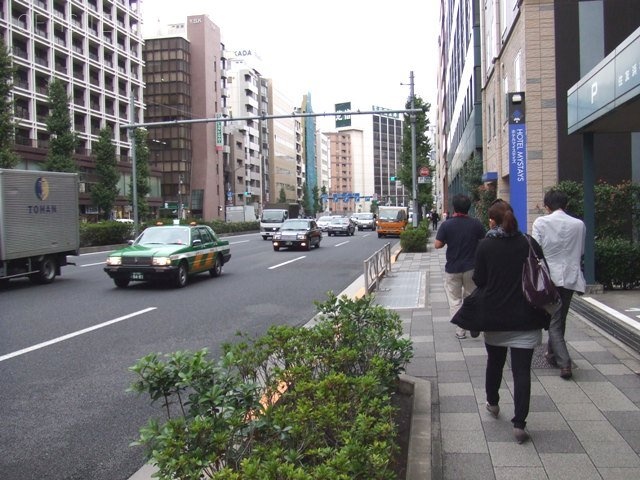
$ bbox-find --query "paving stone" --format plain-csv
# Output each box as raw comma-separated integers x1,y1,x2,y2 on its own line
619,430,640,454
440,412,483,431
602,411,640,430
438,382,475,397
568,420,626,442
569,341,607,352
528,395,559,412
525,412,571,431
442,453,495,480
481,420,517,442
494,467,548,480
436,351,465,362
581,440,640,467
487,441,542,467
539,453,601,480
606,373,640,389
555,402,607,421
436,360,470,372
580,351,623,364
594,363,636,375
578,382,640,411
442,428,488,453
530,429,585,453
439,395,480,413
598,467,640,480
437,370,471,383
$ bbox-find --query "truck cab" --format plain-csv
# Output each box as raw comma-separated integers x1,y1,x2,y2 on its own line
260,209,288,240
376,206,409,238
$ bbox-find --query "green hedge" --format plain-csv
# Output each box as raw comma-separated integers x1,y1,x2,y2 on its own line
128,293,413,479
79,219,259,247
595,238,640,289
399,220,430,253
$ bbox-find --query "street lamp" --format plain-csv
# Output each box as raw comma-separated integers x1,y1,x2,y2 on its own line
401,71,418,227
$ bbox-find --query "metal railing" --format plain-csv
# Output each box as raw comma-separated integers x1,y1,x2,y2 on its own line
364,242,392,293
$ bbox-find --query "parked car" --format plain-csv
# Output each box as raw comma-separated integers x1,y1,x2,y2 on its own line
327,217,356,236
103,223,231,288
352,212,376,231
272,218,322,251
317,215,333,231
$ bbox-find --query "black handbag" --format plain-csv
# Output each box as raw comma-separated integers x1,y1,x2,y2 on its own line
522,234,561,317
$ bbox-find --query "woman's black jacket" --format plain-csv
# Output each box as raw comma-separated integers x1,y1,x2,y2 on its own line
451,232,550,332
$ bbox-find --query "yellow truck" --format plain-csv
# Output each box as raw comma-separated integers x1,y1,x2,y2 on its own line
376,206,409,238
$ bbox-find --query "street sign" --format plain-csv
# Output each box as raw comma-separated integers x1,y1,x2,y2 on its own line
419,166,430,177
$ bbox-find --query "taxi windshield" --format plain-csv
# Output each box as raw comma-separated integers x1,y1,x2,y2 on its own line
137,227,190,245
281,220,309,230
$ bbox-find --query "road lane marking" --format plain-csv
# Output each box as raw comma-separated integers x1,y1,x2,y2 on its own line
268,256,306,270
230,240,250,245
0,307,157,363
81,261,106,267
335,241,350,247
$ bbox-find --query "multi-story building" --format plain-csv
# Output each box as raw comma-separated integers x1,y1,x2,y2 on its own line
143,14,226,220
479,1,640,224
226,65,267,211
436,0,483,213
301,93,317,211
267,81,302,205
326,106,405,213
315,131,330,210
2,0,160,219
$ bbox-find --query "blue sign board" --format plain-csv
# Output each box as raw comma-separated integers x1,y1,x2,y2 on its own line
508,92,527,232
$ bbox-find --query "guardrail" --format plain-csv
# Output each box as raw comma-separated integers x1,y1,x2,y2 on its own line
364,242,392,293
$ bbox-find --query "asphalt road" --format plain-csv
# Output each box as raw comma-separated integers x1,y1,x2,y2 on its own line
0,230,397,480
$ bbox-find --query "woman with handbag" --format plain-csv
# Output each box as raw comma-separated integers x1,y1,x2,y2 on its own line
452,200,550,444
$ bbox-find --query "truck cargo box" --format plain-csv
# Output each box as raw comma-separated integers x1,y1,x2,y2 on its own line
0,169,80,261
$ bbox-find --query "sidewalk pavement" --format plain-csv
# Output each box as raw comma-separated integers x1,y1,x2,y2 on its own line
373,235,640,480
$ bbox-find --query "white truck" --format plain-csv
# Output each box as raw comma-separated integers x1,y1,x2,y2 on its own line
260,203,301,240
0,169,79,284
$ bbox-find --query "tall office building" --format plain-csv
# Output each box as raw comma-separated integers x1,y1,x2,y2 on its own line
2,0,159,219
327,107,404,213
143,14,226,220
267,81,302,204
436,0,483,211
226,65,268,210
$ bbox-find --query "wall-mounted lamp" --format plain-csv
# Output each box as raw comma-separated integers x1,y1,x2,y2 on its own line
511,93,523,104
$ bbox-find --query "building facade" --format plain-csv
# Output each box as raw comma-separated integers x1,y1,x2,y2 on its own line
143,14,226,221
2,0,160,219
436,0,483,213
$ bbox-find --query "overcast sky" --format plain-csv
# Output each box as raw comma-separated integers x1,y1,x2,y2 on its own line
140,0,440,128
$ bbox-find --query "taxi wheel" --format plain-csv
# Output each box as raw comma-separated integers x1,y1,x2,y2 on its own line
175,262,188,288
273,245,279,251
209,255,222,277
114,277,130,288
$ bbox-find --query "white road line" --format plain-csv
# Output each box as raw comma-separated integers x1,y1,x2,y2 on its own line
335,241,350,247
81,261,106,267
581,297,639,328
0,307,157,363
230,240,250,245
268,256,306,269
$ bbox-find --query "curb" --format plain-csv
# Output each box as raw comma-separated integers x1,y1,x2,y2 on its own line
398,374,432,480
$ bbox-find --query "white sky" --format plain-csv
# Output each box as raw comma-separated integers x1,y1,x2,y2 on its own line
140,0,440,129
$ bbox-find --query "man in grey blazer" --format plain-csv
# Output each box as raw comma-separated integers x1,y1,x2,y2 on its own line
532,189,586,380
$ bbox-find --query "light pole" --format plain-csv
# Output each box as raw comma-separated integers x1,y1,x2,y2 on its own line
401,72,418,227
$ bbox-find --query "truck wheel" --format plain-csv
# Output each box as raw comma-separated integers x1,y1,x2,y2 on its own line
32,256,57,284
209,255,222,277
378,233,383,238
175,262,188,288
114,277,130,288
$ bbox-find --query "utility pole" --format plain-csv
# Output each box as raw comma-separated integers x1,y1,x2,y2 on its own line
409,71,418,227
129,94,139,236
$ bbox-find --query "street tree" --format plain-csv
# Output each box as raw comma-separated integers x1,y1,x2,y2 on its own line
312,185,321,216
44,79,78,172
398,95,432,222
91,126,119,220
0,39,19,169
278,186,287,203
129,128,151,220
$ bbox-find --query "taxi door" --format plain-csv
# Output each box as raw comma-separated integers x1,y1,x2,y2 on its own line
191,226,215,273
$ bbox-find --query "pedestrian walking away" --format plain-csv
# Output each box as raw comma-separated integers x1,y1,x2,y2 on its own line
434,194,485,339
451,199,551,444
430,210,440,230
532,189,586,380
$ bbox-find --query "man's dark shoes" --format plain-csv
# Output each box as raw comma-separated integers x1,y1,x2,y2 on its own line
560,367,573,380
